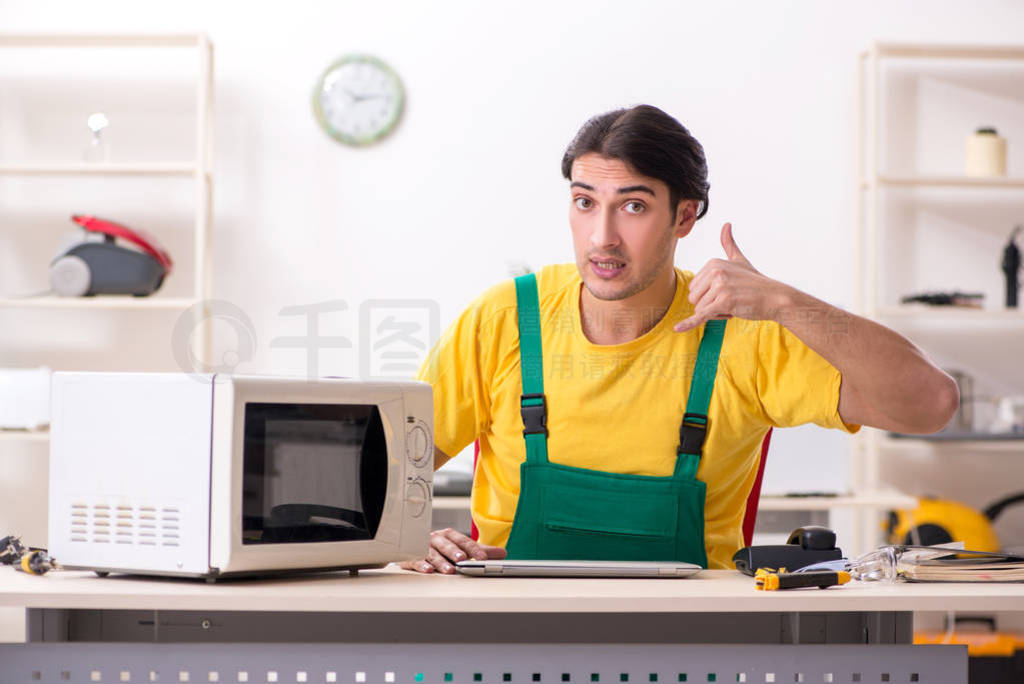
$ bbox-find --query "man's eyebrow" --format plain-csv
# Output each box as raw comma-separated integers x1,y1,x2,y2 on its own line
617,184,656,196
569,181,656,197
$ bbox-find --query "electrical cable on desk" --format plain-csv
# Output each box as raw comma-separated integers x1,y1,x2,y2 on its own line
0,535,57,575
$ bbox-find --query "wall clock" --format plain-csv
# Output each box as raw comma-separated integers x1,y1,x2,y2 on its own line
313,54,405,146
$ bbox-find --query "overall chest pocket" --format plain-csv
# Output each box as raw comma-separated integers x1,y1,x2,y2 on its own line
536,481,681,561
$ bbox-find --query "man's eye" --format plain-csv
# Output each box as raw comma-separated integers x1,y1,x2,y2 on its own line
624,201,645,214
574,197,593,210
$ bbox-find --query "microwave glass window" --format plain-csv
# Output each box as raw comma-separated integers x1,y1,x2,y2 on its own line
242,403,387,545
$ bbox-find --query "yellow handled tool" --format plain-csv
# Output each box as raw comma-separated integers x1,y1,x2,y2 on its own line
755,567,850,590
1,535,57,576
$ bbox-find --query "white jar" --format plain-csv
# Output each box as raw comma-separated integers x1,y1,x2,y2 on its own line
966,127,1007,177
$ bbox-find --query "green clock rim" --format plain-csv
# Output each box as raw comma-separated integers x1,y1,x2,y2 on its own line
312,53,405,147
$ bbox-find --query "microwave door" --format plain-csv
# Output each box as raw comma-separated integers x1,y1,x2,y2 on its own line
241,403,388,547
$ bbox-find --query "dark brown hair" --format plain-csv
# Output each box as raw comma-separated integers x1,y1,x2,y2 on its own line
561,104,710,220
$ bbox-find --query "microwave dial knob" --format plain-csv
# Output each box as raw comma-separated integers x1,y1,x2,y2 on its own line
407,424,431,466
405,480,429,519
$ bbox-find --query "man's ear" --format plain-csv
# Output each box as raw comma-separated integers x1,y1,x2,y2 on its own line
673,199,698,238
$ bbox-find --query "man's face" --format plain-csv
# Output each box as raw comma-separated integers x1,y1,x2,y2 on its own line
569,153,695,303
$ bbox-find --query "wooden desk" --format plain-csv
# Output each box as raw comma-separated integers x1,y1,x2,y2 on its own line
1,566,1021,644
1,566,1022,615
0,567,993,683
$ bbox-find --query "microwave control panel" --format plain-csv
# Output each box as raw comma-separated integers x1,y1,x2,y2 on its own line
405,416,433,519
406,420,432,466
404,479,430,518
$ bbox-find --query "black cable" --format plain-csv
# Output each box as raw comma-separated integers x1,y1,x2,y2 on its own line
983,492,1024,522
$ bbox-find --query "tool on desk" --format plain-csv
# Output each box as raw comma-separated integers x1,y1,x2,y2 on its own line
0,535,57,575
1003,225,1021,308
754,567,850,590
732,525,843,576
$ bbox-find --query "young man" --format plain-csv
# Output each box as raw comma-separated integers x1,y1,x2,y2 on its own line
401,105,958,573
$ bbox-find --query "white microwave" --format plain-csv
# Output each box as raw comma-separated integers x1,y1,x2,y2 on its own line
48,372,433,579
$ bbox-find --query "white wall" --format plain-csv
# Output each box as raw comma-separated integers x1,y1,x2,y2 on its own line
2,0,1024,571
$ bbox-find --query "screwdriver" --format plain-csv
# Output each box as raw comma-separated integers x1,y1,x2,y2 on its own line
754,567,850,590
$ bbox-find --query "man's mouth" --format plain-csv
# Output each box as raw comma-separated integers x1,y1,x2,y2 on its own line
589,258,626,278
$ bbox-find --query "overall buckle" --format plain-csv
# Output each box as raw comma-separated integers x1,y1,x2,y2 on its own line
520,393,548,436
678,412,708,454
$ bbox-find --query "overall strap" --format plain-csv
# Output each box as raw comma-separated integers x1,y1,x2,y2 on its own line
515,273,549,465
675,319,727,479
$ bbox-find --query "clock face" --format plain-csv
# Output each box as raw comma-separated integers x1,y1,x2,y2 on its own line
313,54,405,146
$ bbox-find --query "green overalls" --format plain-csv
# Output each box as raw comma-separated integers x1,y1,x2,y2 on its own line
504,273,725,567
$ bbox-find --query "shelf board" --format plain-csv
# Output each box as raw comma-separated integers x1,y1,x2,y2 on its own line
874,307,1024,321
871,42,1024,61
0,163,198,177
758,491,917,511
0,430,49,442
432,496,471,511
0,34,205,49
881,434,1024,452
862,175,1024,189
889,431,1024,442
0,296,200,310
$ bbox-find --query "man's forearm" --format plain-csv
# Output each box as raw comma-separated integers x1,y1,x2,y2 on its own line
675,223,959,432
770,286,958,433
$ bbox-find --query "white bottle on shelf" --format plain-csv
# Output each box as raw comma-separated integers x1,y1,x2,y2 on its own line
82,111,110,164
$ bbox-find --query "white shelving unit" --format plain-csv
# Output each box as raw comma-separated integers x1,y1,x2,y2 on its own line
0,430,51,444
864,175,1024,189
855,42,1024,550
875,307,1024,320
0,163,199,176
0,33,215,446
0,31,217,644
0,296,203,309
879,434,1024,453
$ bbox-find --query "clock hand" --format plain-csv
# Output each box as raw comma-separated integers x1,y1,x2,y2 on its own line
350,91,390,102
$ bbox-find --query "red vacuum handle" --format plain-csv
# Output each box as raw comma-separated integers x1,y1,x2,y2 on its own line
71,215,174,275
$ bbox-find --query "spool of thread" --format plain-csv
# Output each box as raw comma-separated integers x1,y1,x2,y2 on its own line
966,127,1007,177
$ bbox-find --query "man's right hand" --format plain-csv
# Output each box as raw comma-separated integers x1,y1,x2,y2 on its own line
398,527,507,574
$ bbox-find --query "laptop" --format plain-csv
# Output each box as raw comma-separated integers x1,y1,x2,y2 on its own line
454,559,702,578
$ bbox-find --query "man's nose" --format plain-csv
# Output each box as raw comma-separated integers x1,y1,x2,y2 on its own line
590,209,621,249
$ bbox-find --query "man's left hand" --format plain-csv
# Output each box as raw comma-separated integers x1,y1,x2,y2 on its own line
673,223,789,333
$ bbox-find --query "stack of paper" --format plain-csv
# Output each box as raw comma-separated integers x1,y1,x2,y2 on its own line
899,547,1024,582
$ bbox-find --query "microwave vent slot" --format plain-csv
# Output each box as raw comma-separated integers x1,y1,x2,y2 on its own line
67,502,186,548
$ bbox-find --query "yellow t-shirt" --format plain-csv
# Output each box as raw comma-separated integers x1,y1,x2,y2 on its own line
416,263,860,569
